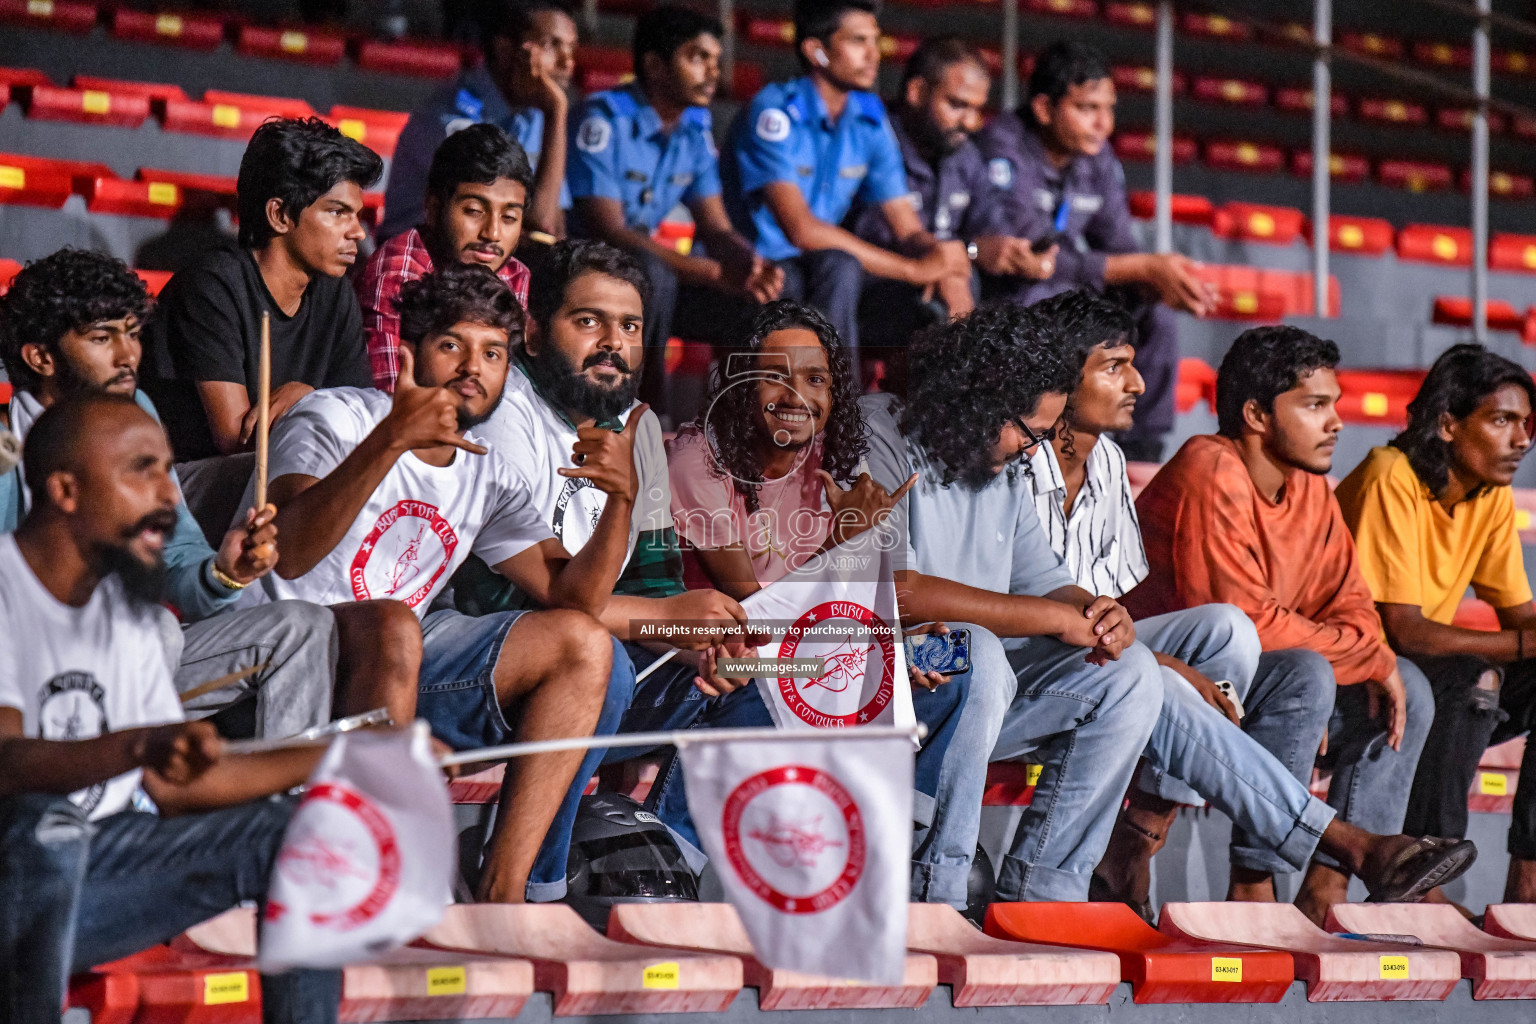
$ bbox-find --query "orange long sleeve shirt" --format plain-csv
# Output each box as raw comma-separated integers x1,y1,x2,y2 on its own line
1123,435,1396,685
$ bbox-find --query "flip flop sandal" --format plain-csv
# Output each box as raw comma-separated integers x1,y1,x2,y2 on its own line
1365,836,1478,903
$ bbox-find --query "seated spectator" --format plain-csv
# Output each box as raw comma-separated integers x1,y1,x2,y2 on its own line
976,41,1216,462
1335,344,1536,903
251,261,638,903
384,0,575,241
851,37,1050,354
724,0,970,373
569,5,782,414
1127,326,1444,922
0,249,353,741
359,124,533,392
665,299,984,905
141,118,381,532
1029,291,1469,917
0,394,339,1024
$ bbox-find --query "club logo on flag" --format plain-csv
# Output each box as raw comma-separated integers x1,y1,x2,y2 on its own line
722,765,865,913
776,602,894,727
267,783,402,930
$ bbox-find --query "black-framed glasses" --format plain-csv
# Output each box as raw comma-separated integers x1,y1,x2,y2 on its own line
1013,417,1057,451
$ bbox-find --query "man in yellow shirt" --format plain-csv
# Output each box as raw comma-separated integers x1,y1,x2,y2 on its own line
1336,343,1536,903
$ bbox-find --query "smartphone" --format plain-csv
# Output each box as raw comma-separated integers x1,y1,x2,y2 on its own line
1213,680,1246,720
905,629,971,676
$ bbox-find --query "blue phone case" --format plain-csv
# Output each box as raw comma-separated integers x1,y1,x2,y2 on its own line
906,629,971,676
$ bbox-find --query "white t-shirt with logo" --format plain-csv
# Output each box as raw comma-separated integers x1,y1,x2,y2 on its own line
476,368,671,567
247,387,554,616
0,534,184,820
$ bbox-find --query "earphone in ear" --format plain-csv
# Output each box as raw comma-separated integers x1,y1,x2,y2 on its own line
813,47,830,67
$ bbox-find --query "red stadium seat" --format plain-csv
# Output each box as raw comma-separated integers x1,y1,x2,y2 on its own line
1496,49,1536,76
329,105,408,159
1210,201,1306,245
1398,224,1473,265
1303,214,1394,257
1191,77,1268,107
1193,264,1340,319
1357,97,1428,126
0,0,96,33
1329,904,1536,1000
1103,1,1155,29
1160,902,1458,1002
136,269,172,296
742,16,794,47
1514,115,1536,140
136,167,236,200
1491,233,1536,273
78,176,183,217
234,25,346,65
1340,31,1404,60
354,38,463,78
1460,168,1536,199
203,89,316,120
1126,190,1214,225
73,76,188,104
359,190,384,228
1180,11,1249,40
986,903,1291,1004
22,84,151,128
1333,368,1424,426
67,972,139,1024
1378,159,1454,192
1438,106,1508,134
881,31,922,60
1112,131,1197,164
1432,296,1526,332
0,257,21,291
110,9,225,50
1414,40,1472,68
1024,0,1097,17
1290,151,1372,184
0,65,49,109
1111,65,1186,95
1203,139,1286,174
983,761,1040,805
729,62,766,101
1273,86,1349,117
160,91,312,140
1176,357,1217,414
654,220,695,254
0,152,85,208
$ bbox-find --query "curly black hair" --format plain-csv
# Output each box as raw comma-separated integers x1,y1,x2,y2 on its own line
1215,325,1340,439
902,301,1077,488
236,117,384,249
1392,343,1536,500
395,261,524,348
0,248,152,393
695,300,866,514
1029,288,1136,458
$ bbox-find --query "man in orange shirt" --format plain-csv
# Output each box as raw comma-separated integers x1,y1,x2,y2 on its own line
1127,326,1439,921
1336,344,1536,903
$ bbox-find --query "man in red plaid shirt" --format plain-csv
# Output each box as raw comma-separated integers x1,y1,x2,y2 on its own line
357,124,534,391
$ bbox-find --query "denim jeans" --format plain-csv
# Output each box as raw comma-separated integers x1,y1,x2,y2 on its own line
0,792,340,1024
625,640,976,906
1313,654,1435,869
416,609,635,901
991,635,1164,902
778,250,864,372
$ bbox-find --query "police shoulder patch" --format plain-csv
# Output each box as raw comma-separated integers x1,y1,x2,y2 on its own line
576,116,612,154
988,157,1012,188
756,108,791,143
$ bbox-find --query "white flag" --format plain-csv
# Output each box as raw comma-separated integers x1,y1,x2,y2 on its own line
678,731,913,983
740,533,913,731
259,722,453,971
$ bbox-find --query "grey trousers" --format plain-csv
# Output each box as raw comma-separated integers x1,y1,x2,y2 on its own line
172,600,338,739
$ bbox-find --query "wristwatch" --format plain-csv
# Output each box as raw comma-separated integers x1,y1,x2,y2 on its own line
966,241,979,261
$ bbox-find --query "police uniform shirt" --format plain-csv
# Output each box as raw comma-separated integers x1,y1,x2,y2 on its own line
974,109,1139,292
851,114,1006,249
381,65,571,242
727,75,909,261
567,85,721,235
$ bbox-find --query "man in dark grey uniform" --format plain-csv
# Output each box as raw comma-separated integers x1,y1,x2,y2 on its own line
976,40,1216,461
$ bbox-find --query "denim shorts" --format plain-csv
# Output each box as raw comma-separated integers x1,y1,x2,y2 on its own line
416,608,528,751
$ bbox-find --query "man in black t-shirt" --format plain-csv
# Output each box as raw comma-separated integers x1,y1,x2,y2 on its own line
142,118,382,527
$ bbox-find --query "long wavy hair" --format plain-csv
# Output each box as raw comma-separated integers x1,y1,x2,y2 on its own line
695,300,866,514
1027,288,1135,461
1392,343,1536,500
902,301,1077,488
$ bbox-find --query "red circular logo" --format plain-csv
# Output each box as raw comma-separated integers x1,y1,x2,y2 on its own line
776,601,895,726
349,499,459,608
721,765,865,914
273,782,401,930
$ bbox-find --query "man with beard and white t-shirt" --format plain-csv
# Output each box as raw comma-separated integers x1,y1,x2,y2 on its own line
0,394,339,1024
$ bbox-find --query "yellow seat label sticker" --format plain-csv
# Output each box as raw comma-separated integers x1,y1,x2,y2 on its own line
1211,957,1242,982
1481,772,1509,796
204,972,250,1005
427,966,467,995
643,962,681,989
1379,955,1410,979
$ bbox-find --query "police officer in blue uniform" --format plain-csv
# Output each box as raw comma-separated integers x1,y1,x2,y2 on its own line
976,40,1217,461
724,0,970,375
569,5,782,414
383,0,575,243
852,37,1056,354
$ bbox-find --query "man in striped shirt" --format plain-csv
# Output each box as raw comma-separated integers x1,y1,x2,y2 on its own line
357,124,533,391
1029,290,1439,920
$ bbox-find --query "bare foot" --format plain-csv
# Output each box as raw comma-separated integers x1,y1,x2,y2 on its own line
1227,870,1277,902
1295,862,1350,927
1505,857,1536,903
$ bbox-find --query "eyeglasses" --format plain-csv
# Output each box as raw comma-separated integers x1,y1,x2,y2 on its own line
1012,417,1057,451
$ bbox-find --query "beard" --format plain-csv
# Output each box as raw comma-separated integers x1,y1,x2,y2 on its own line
100,508,177,607
523,344,638,423
454,381,504,433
